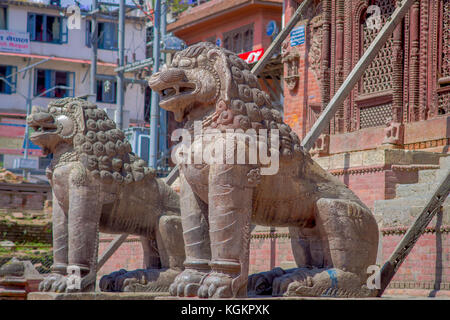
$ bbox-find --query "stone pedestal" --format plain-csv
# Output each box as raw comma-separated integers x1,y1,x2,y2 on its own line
28,291,170,300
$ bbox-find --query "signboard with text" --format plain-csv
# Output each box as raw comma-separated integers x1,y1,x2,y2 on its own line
290,25,305,47
0,30,30,54
238,48,264,64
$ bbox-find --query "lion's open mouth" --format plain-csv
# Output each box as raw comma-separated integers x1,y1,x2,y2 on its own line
29,122,57,139
159,83,196,101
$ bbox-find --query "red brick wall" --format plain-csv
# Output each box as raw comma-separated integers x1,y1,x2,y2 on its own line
96,229,450,295
97,237,143,278
382,231,450,290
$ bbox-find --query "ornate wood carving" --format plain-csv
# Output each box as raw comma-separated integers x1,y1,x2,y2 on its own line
402,9,410,123
309,15,323,84
382,117,404,146
360,0,395,96
282,39,300,91
334,0,345,132
442,1,450,78
391,0,404,123
437,0,450,115
342,0,354,133
408,1,420,122
299,0,444,137
320,0,331,112
418,0,429,120
352,1,369,131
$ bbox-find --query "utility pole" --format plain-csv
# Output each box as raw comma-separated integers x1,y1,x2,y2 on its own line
149,0,161,168
159,0,168,168
89,0,98,103
22,66,33,179
116,0,126,130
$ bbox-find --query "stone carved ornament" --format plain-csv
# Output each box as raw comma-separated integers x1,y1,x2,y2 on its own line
282,38,300,90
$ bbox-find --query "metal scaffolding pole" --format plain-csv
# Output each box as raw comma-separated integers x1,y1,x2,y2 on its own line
116,0,126,130
159,0,168,167
89,0,98,103
149,0,161,168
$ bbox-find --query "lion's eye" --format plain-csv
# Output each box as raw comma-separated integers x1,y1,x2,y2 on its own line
179,58,192,68
56,115,75,137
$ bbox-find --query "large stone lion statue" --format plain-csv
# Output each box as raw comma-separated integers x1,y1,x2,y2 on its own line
148,42,379,298
27,98,185,292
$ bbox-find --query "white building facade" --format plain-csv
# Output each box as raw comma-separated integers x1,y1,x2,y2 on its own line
0,0,148,172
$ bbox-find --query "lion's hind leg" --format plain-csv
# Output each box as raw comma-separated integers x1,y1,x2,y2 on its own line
283,198,379,297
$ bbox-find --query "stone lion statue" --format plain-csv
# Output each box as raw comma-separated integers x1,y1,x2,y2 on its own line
148,42,379,298
27,98,185,292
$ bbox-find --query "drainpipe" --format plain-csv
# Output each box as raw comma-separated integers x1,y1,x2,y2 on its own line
149,0,161,168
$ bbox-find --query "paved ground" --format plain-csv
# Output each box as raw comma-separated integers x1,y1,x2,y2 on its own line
27,292,450,300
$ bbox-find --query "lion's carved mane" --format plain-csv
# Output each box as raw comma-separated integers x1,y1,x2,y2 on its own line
47,98,155,184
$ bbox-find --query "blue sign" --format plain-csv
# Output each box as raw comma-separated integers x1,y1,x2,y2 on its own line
22,138,41,150
216,38,221,47
266,20,277,37
290,25,305,47
162,35,186,51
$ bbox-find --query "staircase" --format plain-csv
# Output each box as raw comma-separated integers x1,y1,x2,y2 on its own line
374,155,450,228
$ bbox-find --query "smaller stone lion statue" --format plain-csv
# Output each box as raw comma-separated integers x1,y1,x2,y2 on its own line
27,98,185,292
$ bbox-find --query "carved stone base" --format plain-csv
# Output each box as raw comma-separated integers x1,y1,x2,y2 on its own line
99,268,182,292
27,292,169,300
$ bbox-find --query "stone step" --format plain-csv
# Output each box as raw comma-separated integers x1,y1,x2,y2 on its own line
374,203,450,227
439,155,450,168
417,169,439,184
374,192,450,208
395,183,434,198
373,196,450,214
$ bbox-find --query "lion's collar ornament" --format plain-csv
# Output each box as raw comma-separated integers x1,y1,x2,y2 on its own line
149,43,379,298
27,98,185,293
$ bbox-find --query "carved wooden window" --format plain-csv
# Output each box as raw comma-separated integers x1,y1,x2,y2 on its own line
223,24,254,54
441,0,450,79
360,0,395,95
356,0,396,128
359,102,393,129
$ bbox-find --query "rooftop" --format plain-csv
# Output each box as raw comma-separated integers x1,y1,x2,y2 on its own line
168,0,282,33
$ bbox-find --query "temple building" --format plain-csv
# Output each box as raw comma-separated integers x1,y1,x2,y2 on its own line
279,0,449,295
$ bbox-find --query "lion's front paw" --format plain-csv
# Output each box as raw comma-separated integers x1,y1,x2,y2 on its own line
38,273,67,293
198,272,234,299
169,268,207,297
